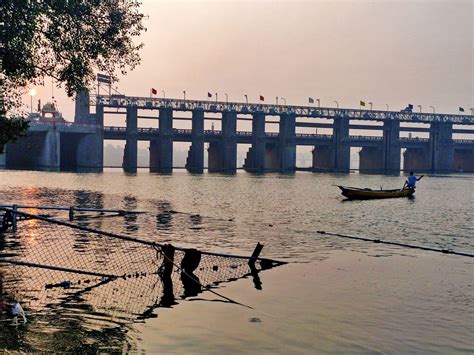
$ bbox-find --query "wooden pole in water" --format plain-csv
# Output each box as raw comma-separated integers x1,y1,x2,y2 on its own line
249,242,264,265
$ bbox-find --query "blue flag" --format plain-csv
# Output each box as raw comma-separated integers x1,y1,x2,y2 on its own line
208,92,212,98
308,97,314,104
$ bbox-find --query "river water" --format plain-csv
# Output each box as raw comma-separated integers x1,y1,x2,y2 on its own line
0,169,473,353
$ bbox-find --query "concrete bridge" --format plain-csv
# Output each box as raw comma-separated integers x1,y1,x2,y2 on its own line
1,91,473,173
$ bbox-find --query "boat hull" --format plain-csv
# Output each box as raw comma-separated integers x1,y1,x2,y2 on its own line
338,186,415,200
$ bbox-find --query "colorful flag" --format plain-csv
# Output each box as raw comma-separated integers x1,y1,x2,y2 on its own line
309,97,314,104
360,100,366,106
151,88,157,95
208,92,212,98
260,95,264,101
459,107,465,112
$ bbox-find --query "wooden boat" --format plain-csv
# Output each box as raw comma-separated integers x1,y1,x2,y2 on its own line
338,186,415,200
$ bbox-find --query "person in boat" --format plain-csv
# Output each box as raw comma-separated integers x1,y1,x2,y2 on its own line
403,172,423,189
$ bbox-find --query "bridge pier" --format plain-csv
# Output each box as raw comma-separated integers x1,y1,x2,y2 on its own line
150,108,173,173
122,107,138,173
454,149,474,172
429,122,454,173
311,117,349,172
359,147,383,173
208,111,237,173
264,143,280,170
403,147,430,171
243,112,265,172
358,120,401,173
76,132,103,170
207,141,220,172
333,116,350,172
185,109,204,173
312,145,334,171
383,119,401,172
279,114,296,172
221,111,237,173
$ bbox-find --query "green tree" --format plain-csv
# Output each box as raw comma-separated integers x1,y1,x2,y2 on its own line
0,0,146,152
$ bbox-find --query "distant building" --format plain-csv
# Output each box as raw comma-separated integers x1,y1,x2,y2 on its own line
28,102,68,123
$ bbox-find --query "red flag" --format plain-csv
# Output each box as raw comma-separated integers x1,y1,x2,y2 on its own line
259,95,264,101
151,88,157,95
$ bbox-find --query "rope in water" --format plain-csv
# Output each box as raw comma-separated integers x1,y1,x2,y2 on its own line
317,230,474,258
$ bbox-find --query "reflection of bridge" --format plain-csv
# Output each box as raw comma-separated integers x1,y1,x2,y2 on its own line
2,91,474,173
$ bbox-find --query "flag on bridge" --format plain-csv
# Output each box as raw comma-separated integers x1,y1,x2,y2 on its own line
260,95,265,101
151,88,157,95
208,92,212,98
309,97,314,104
360,100,366,107
459,107,465,112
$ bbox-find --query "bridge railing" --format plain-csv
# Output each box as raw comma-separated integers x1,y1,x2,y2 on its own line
30,121,102,129
350,135,383,141
91,95,474,124
296,133,332,139
400,137,429,142
454,139,474,144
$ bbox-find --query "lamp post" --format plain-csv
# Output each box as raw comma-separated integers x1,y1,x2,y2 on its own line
161,90,166,99
429,105,435,113
334,100,339,109
417,105,422,113
276,96,278,105
385,104,389,111
316,99,320,108
215,93,218,102
369,102,373,110
281,97,286,105
244,94,248,104
470,108,474,115
183,90,186,101
225,93,228,103
29,88,37,113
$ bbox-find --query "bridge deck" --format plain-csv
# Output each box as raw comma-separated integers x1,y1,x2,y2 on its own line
91,95,474,125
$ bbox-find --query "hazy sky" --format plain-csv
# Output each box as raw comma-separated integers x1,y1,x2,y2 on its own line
27,0,473,121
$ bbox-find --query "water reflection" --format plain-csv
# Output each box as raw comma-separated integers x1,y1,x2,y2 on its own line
155,201,173,230
123,195,139,232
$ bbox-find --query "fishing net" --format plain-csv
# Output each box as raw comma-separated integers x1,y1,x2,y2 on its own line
0,209,283,324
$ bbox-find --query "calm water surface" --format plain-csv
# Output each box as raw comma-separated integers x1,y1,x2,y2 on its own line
0,170,473,353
